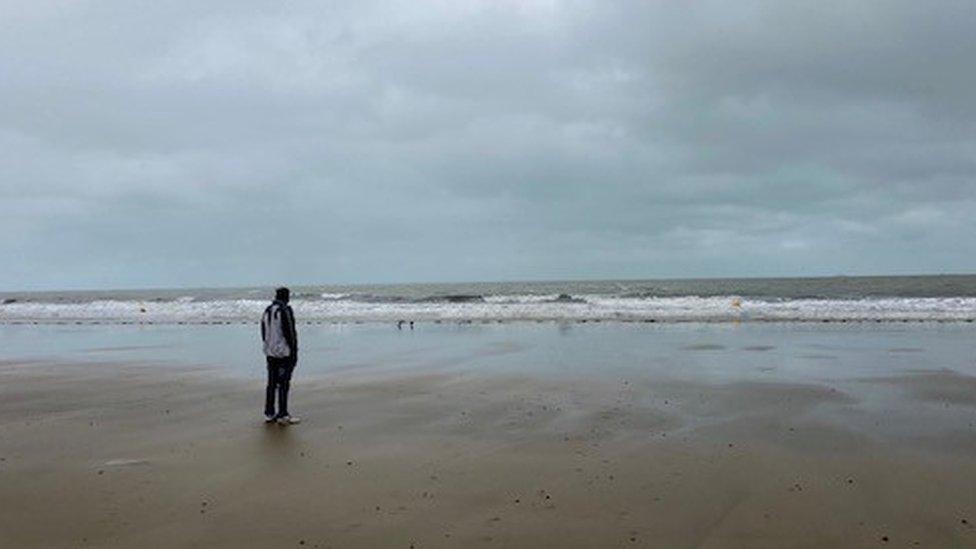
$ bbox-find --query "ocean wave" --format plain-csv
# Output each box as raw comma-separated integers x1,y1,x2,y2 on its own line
1,295,974,324
416,294,486,304
482,294,587,304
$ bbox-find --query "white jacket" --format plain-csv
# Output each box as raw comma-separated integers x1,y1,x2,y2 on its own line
261,301,295,358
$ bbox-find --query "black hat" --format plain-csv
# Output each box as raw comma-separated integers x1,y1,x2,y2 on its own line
275,287,290,302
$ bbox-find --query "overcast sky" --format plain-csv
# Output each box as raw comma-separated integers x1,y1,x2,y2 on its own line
2,1,975,290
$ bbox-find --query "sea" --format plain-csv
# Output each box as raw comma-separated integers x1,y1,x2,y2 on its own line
1,275,975,324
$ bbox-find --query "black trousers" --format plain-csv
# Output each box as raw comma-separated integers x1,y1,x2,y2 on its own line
265,356,296,417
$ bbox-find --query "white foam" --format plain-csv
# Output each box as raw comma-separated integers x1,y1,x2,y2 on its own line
1,295,974,323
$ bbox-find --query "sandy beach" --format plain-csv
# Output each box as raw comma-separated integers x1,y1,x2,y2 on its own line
2,323,976,548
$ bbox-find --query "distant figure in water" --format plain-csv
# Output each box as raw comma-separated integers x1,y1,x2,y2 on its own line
261,287,300,425
410,321,414,330
397,320,404,330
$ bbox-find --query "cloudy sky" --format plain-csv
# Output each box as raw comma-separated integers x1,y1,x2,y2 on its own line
1,1,974,290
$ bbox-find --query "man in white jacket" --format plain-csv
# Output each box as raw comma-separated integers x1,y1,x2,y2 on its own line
261,287,300,425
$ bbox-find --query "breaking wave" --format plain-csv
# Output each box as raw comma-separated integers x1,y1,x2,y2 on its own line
1,295,974,324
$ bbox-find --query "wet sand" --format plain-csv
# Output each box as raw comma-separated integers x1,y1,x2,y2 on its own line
2,324,976,547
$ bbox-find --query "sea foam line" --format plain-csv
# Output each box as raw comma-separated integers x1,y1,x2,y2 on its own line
1,296,975,324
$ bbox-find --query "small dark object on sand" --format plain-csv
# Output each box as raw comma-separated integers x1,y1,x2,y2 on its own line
881,536,889,542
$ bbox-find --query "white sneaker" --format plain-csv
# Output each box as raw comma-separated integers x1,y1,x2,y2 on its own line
264,414,277,423
277,415,301,425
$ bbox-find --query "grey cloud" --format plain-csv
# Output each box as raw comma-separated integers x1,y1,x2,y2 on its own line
1,1,974,289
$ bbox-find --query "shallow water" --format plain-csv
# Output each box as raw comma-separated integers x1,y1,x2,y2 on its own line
4,322,975,385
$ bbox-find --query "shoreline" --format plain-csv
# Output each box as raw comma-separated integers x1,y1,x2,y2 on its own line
3,317,976,326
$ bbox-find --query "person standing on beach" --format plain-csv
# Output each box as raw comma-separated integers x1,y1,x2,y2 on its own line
261,287,300,425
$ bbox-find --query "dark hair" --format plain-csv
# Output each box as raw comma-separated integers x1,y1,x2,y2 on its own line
275,287,290,302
